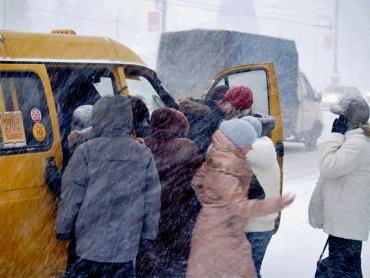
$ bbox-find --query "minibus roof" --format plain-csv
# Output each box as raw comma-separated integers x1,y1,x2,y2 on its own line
0,31,145,65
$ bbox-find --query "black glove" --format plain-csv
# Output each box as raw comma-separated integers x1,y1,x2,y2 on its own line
140,239,152,249
45,158,62,198
331,115,347,134
56,232,71,241
248,175,266,200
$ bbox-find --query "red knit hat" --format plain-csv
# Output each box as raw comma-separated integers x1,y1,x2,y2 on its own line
224,85,253,110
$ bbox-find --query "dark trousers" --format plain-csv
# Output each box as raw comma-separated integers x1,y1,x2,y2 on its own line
246,231,273,278
328,235,362,278
66,236,78,272
65,257,134,278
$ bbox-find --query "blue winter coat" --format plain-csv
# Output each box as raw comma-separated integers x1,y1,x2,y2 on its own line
56,95,161,263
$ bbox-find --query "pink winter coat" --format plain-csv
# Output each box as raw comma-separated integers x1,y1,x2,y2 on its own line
187,131,282,278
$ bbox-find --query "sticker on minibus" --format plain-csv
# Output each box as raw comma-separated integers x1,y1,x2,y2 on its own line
32,123,46,142
0,111,27,147
31,108,42,123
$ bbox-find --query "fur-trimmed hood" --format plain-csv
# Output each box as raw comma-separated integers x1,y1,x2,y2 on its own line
150,108,189,140
247,136,277,170
178,97,211,115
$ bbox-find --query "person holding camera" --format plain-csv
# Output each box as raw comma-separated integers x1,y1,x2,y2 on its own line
309,95,370,277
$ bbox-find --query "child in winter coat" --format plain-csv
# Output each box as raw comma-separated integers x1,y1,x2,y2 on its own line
45,105,93,199
187,119,294,278
309,95,370,277
241,116,280,278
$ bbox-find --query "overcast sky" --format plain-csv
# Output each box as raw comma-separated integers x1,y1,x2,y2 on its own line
1,0,369,92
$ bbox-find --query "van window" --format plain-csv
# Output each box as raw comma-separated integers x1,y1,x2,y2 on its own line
126,75,165,114
215,70,269,115
299,75,315,100
47,66,115,166
93,76,115,97
47,67,116,106
0,72,53,154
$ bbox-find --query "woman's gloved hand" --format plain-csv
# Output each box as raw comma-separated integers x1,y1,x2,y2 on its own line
331,115,347,134
56,232,71,241
45,158,62,198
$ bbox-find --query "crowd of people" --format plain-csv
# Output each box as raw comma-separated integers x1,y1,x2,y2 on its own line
47,85,370,278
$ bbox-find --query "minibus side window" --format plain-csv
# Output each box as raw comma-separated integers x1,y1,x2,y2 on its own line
300,76,315,100
0,72,53,154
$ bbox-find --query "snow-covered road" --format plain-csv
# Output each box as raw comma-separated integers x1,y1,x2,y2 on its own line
261,109,370,277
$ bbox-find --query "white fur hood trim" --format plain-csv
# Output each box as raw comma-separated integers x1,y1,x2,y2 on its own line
247,137,277,170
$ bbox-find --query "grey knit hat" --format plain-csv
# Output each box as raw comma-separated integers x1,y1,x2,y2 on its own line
330,95,370,128
219,119,257,148
71,105,93,131
240,116,262,138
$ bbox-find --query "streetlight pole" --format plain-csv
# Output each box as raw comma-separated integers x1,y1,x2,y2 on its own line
156,0,167,32
116,16,120,41
331,0,340,86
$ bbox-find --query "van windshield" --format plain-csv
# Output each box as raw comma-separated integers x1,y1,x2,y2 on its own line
125,75,166,115
92,76,115,97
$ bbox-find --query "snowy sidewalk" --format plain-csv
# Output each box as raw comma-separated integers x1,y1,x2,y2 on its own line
261,172,370,278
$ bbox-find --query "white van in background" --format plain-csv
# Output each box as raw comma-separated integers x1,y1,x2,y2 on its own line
284,71,323,149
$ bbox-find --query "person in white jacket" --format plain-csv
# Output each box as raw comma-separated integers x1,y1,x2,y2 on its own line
241,116,280,278
309,95,370,278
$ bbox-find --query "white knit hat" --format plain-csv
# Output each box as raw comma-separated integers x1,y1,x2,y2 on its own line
219,119,257,148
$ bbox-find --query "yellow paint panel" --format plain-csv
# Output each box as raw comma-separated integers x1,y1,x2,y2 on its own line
0,189,67,277
0,31,145,65
0,63,66,277
116,66,129,95
0,84,5,112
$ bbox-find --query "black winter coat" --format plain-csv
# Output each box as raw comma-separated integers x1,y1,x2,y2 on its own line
179,98,225,155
